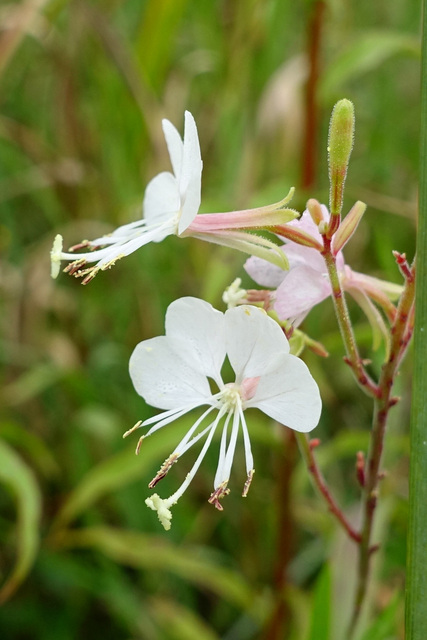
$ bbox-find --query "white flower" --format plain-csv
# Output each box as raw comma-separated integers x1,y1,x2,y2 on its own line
125,297,322,530
51,112,300,284
52,111,203,283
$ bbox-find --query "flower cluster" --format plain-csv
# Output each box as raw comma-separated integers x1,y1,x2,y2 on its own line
52,106,408,532
124,297,322,530
244,203,402,347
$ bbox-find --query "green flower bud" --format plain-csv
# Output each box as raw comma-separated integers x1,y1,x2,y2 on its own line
327,99,355,236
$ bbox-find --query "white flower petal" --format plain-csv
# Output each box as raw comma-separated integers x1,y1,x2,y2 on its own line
244,252,287,288
165,297,226,385
225,306,290,381
284,243,326,273
129,336,212,410
143,172,180,225
247,354,321,432
178,111,202,234
274,265,331,320
162,118,184,179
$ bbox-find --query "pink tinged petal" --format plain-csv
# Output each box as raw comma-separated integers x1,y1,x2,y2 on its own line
346,269,403,300
284,243,326,272
129,336,212,410
244,253,287,288
287,207,328,241
165,297,226,385
178,111,202,234
185,206,298,233
225,306,290,382
143,172,180,225
274,265,331,320
162,118,184,178
247,355,322,432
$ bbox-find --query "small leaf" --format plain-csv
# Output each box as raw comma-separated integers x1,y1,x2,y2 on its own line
0,440,42,602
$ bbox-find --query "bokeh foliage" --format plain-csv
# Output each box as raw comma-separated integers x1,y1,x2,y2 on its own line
0,1,419,638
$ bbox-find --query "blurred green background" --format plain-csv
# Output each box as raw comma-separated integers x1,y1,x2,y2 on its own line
0,1,419,638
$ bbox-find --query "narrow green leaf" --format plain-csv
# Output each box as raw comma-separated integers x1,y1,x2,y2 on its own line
307,565,331,640
321,32,420,99
57,526,258,613
360,593,400,640
150,597,221,640
51,419,187,531
406,2,427,638
0,440,42,602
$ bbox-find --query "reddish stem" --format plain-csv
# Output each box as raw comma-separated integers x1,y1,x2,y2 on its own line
297,433,361,543
301,1,326,190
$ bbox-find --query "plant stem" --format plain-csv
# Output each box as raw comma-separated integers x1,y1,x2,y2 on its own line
350,260,415,633
295,433,361,543
322,238,379,396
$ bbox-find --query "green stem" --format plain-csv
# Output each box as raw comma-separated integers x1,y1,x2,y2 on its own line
322,238,379,396
406,2,427,636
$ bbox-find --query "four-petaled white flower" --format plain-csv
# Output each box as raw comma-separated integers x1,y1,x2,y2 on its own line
51,112,298,284
245,205,402,346
125,297,322,530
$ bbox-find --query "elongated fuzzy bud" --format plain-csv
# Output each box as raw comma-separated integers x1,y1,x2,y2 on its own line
327,99,355,237
332,200,366,254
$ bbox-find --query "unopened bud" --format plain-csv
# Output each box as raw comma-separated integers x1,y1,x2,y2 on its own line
332,200,366,254
356,451,365,487
307,199,325,226
327,99,355,236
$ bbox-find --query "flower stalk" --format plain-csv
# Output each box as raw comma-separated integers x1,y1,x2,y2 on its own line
295,432,361,543
321,236,379,396
350,257,416,633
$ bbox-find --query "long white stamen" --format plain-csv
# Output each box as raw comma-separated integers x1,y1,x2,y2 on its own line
216,403,240,488
143,403,209,438
141,401,207,429
58,219,177,266
163,412,222,507
238,402,254,474
213,410,234,488
173,405,219,456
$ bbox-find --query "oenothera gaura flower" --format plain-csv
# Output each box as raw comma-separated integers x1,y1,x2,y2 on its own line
125,297,322,530
245,205,402,348
51,111,298,284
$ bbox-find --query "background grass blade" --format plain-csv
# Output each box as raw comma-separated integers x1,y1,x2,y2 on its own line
0,440,42,602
